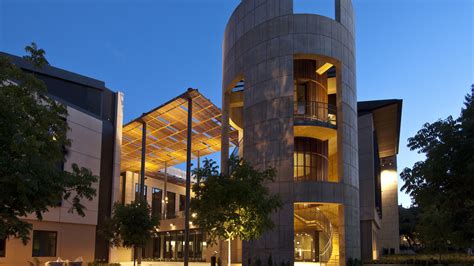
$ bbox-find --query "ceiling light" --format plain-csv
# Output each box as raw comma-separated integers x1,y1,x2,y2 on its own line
316,63,333,75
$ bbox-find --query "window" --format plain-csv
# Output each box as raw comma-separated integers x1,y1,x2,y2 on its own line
179,194,186,211
135,183,148,201
0,238,5,257
294,137,328,181
152,188,162,217
143,230,207,260
166,191,176,218
294,0,335,19
32,231,57,257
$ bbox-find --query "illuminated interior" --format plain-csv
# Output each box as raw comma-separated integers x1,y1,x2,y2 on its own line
293,59,339,183
294,203,341,266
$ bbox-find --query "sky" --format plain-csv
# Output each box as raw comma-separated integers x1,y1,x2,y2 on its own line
1,0,473,207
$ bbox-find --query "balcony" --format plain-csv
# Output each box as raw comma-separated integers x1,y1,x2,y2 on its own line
294,101,337,128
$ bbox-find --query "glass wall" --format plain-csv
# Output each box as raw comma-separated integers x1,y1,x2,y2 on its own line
294,137,329,182
143,229,207,261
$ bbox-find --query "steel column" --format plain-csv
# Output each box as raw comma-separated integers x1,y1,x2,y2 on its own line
184,94,193,266
140,120,147,201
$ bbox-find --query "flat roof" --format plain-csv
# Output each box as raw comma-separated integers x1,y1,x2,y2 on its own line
121,88,239,178
358,99,403,158
0,51,108,90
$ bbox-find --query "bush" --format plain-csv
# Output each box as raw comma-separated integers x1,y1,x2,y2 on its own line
87,263,121,266
365,253,474,264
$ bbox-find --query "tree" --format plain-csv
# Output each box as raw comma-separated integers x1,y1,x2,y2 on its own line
401,86,474,252
190,158,282,266
0,43,98,243
399,205,420,250
101,201,159,266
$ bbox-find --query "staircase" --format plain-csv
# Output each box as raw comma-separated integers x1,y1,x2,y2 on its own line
294,207,334,263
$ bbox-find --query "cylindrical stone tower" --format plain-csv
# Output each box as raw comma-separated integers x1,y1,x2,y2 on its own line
221,1,359,265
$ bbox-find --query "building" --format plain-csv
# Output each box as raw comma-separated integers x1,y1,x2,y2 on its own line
0,52,123,265
220,0,358,265
109,89,239,263
358,100,402,260
219,0,402,265
1,1,402,265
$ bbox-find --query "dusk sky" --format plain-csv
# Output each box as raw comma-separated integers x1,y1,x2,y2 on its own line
1,0,472,207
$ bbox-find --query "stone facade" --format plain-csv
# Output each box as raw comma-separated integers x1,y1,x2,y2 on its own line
221,1,360,265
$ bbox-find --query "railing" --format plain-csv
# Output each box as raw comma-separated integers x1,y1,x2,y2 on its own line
160,211,185,220
294,101,337,126
294,207,334,263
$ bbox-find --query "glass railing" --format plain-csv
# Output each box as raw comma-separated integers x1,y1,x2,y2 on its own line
294,101,337,126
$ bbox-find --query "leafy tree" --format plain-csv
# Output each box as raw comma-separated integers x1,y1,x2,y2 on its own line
190,158,282,266
101,201,159,266
401,86,474,252
399,205,420,250
0,43,98,244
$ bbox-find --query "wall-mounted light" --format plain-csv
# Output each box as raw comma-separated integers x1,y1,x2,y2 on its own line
381,170,397,190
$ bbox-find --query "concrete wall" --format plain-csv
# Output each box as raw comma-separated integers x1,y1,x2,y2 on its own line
358,113,383,261
380,156,400,254
1,220,96,266
222,0,359,264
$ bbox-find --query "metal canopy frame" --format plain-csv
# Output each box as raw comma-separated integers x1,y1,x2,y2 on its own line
121,88,238,178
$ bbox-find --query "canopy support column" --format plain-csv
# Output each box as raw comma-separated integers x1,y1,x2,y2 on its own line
184,93,193,266
197,150,200,170
163,161,168,219
138,120,146,266
139,120,147,201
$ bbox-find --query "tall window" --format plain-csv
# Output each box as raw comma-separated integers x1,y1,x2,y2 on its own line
166,191,176,218
135,183,148,201
152,188,162,217
0,238,5,257
32,231,57,257
179,194,186,212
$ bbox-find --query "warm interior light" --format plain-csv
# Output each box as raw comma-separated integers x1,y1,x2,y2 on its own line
381,170,397,190
316,63,333,75
192,213,197,218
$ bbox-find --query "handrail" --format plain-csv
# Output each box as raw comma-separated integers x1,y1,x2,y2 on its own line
294,100,337,126
294,207,334,263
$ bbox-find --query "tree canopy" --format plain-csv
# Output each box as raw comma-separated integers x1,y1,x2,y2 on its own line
399,205,420,250
0,43,98,243
102,201,159,249
401,86,474,250
190,158,282,245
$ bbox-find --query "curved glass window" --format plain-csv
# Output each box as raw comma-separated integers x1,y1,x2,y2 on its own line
294,137,328,181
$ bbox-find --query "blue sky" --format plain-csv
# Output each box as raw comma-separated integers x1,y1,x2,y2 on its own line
1,0,472,207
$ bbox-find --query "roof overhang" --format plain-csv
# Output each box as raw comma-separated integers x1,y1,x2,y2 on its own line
121,88,238,178
358,99,403,158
